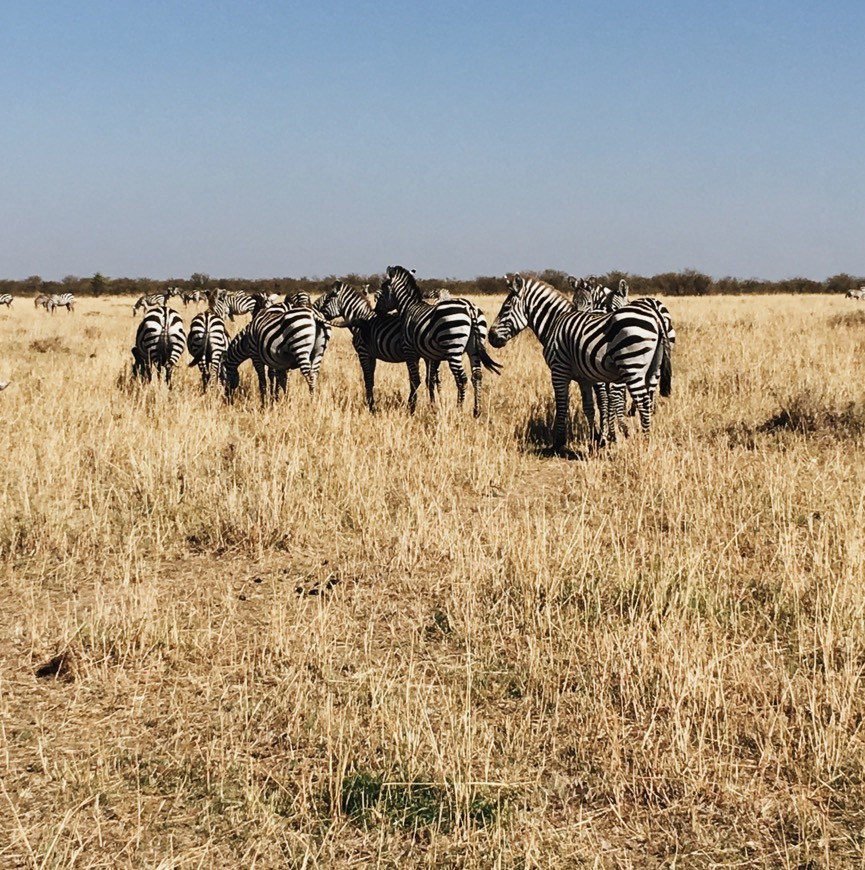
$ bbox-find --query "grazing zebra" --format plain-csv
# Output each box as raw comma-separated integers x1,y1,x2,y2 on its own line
49,293,75,314
374,265,502,417
131,305,186,385
0,294,12,308
489,274,671,451
133,288,176,316
186,311,229,390
221,303,327,403
181,289,202,306
210,290,261,322
34,294,52,310
845,287,865,300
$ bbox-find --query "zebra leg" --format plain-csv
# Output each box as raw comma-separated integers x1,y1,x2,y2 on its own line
447,358,468,407
406,356,421,414
624,380,653,432
253,361,268,404
470,355,483,418
551,370,572,451
578,381,602,447
426,361,441,404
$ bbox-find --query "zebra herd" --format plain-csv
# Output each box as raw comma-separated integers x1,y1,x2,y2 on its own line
33,293,76,313
126,267,677,452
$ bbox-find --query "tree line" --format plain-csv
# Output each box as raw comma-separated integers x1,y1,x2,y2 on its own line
1,269,862,299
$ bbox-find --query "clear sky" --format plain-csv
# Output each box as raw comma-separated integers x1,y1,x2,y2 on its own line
2,1,863,281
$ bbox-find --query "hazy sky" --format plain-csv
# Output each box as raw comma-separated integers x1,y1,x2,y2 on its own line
3,1,863,281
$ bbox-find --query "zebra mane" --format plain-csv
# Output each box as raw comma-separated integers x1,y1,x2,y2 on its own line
385,265,421,297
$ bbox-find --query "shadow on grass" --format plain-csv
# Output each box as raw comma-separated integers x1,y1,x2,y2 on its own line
516,399,589,460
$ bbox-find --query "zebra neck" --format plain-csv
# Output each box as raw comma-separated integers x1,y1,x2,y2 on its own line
526,287,574,347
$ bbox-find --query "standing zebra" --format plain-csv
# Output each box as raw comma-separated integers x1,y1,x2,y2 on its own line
49,293,75,314
186,311,229,390
221,303,326,403
845,287,865,300
131,305,186,385
133,289,176,316
34,294,52,310
0,294,12,308
210,290,262,322
318,280,427,411
374,265,502,417
489,274,671,451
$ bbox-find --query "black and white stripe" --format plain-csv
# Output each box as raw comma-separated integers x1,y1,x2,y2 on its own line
49,293,75,314
34,294,52,310
318,280,421,411
186,311,229,390
374,265,502,417
221,303,327,403
133,290,176,316
489,274,671,451
131,306,186,385
0,294,12,308
210,290,263,322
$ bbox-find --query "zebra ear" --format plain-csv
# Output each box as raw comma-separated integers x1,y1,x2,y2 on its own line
511,274,525,293
567,275,579,290
619,279,629,296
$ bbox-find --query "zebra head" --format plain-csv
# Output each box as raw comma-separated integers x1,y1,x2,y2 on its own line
489,274,530,348
567,276,594,310
375,265,418,315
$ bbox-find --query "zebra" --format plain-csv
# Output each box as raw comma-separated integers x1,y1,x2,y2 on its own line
131,305,186,385
181,289,202,306
318,280,431,412
186,311,229,390
133,290,175,316
374,265,502,417
845,287,865,300
210,290,261,322
0,294,12,308
49,293,75,314
489,274,672,452
34,293,52,310
221,303,327,403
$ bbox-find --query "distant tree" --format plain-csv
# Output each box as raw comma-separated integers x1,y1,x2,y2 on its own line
190,272,210,290
824,273,858,295
25,275,42,295
90,272,107,296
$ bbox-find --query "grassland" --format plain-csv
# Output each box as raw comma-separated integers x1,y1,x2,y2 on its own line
1,293,865,868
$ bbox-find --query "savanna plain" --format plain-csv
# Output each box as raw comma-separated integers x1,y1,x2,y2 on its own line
2,293,865,868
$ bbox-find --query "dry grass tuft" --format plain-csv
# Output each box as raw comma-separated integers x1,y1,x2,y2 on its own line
760,389,865,437
828,308,865,328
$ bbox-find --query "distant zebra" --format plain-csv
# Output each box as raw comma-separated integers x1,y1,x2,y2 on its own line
133,289,176,316
0,294,12,308
49,293,75,314
210,290,261,322
181,290,202,306
374,265,502,417
186,311,229,390
131,305,186,385
489,274,671,451
34,294,52,310
221,304,327,403
845,287,865,300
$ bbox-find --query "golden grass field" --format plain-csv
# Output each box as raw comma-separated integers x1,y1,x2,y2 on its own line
2,292,865,868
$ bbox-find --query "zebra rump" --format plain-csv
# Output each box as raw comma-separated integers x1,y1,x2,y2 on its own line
132,305,186,385
187,311,229,390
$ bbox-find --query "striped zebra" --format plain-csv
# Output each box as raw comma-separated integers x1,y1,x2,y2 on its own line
221,303,327,403
131,305,186,385
318,280,430,411
0,294,12,308
181,289,202,306
186,311,229,390
49,293,75,314
489,274,671,451
133,289,176,316
845,287,865,300
34,293,52,310
210,290,262,322
374,265,502,417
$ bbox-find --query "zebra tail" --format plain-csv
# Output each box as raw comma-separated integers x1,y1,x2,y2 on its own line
659,334,672,397
469,307,503,374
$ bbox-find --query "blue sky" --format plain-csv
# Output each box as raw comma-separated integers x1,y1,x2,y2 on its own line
2,1,863,281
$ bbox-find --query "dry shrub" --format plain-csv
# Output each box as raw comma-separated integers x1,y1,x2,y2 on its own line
29,336,68,353
829,309,865,328
761,389,865,437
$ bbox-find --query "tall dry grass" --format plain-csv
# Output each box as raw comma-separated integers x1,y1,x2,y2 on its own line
1,293,865,867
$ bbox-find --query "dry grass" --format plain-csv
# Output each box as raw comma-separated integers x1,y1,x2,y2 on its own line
1,294,865,867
